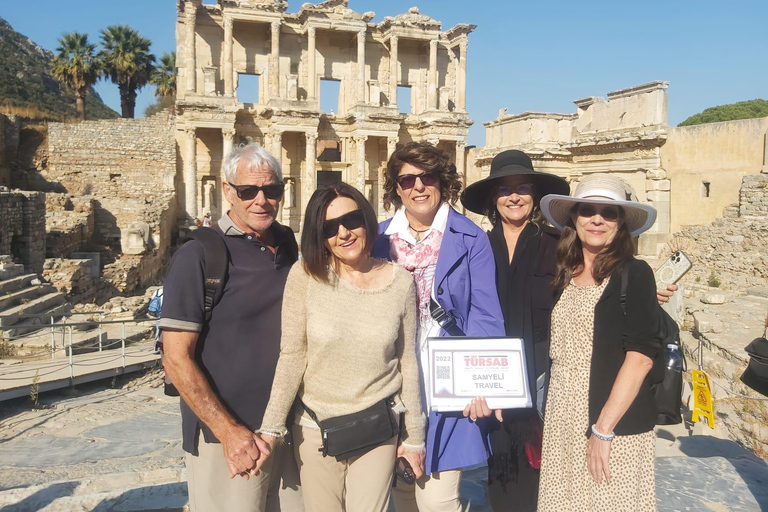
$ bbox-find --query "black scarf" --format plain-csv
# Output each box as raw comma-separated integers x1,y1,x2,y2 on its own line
487,221,543,494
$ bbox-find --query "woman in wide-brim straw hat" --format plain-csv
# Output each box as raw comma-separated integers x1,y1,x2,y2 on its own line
536,172,661,511
460,149,569,512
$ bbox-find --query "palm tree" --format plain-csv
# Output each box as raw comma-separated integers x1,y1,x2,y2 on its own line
99,25,155,118
51,32,100,121
150,52,176,99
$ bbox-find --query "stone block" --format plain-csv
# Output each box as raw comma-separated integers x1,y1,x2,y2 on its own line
700,292,728,305
693,312,723,334
722,235,744,243
121,223,150,255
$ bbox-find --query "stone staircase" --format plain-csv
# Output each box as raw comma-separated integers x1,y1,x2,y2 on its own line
680,287,768,458
0,257,71,339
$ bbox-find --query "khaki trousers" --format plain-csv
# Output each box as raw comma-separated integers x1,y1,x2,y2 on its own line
186,432,304,512
292,424,397,512
391,469,468,512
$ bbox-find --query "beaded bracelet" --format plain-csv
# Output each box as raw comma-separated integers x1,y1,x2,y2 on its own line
259,431,281,438
591,424,615,442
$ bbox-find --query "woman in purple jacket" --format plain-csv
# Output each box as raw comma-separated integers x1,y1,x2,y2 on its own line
372,142,505,512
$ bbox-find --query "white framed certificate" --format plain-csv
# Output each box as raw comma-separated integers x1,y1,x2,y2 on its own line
426,337,532,412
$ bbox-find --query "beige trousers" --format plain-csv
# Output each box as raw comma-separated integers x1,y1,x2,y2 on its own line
292,424,397,512
186,432,304,512
391,469,468,512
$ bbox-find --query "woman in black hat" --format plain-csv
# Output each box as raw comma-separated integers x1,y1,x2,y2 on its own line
460,149,570,512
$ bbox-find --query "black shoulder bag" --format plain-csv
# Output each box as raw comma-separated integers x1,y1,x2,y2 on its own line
301,398,399,462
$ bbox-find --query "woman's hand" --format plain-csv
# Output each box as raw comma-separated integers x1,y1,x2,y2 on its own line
397,444,425,480
240,433,276,478
656,283,678,305
462,396,503,422
586,434,612,483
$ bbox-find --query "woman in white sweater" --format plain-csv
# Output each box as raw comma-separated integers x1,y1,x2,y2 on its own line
257,182,426,512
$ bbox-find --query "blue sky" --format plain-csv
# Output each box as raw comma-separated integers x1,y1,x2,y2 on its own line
2,1,766,146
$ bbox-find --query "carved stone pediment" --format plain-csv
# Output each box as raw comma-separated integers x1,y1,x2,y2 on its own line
381,7,441,30
299,0,374,22
219,0,288,12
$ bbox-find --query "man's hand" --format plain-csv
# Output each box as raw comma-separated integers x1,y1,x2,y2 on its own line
221,423,269,478
656,283,678,305
397,444,425,480
462,396,503,422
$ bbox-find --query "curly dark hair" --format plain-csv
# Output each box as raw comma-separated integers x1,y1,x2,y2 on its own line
382,142,462,211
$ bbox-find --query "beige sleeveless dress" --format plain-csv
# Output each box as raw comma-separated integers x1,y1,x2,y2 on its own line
538,280,656,512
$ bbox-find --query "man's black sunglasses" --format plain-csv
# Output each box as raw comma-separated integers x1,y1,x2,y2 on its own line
227,182,285,201
322,209,366,238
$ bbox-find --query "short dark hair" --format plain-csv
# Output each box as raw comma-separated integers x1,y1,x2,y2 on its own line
301,182,379,282
383,141,462,211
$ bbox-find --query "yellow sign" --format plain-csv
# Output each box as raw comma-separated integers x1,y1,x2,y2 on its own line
691,370,715,428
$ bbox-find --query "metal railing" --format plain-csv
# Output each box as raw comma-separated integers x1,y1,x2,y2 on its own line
0,314,159,391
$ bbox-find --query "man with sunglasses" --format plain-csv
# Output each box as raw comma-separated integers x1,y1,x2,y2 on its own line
161,143,303,512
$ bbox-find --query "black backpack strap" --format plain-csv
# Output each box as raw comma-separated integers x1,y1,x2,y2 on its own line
619,265,630,316
185,227,230,322
429,298,466,337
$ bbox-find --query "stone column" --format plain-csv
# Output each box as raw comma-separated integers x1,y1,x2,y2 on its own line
272,131,283,169
307,27,316,100
355,135,368,192
455,141,466,178
457,41,468,111
270,21,281,100
382,136,398,217
223,15,234,97
428,39,438,110
185,2,198,93
389,35,398,107
221,128,236,214
357,30,367,104
302,132,318,228
184,128,198,221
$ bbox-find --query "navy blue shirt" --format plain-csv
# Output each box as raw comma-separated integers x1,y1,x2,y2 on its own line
160,214,298,455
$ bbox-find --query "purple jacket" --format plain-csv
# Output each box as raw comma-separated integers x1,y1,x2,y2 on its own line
373,207,505,474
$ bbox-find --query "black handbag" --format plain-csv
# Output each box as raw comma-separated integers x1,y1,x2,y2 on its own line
302,398,399,462
740,326,768,398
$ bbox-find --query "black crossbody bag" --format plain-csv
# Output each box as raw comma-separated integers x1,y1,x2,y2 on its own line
301,398,399,462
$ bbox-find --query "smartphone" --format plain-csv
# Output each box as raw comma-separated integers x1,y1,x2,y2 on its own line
655,251,692,289
395,457,416,485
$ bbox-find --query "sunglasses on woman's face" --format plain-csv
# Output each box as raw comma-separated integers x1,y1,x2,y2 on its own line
496,183,534,197
227,182,285,201
395,171,439,190
576,204,621,221
322,209,366,238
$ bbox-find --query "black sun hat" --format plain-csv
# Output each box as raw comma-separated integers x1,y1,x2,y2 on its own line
741,335,768,397
461,150,570,215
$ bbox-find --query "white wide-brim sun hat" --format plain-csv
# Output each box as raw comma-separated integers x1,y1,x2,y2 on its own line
540,173,657,237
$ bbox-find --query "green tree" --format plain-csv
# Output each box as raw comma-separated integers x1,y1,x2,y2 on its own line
50,32,100,121
99,25,155,118
151,51,176,99
679,99,768,127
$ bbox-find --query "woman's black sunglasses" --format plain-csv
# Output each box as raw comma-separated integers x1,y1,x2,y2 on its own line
576,203,622,221
322,209,366,238
228,182,285,200
396,171,439,190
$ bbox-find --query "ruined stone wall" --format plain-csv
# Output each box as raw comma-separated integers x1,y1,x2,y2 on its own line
47,113,176,247
45,194,95,258
672,173,768,291
662,117,768,232
0,190,46,273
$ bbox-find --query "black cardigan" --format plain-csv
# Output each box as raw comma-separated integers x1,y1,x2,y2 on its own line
555,257,662,436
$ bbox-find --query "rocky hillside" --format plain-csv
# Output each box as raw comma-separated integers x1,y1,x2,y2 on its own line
0,17,118,120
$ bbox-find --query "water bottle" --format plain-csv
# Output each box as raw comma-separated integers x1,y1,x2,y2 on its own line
665,344,683,373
